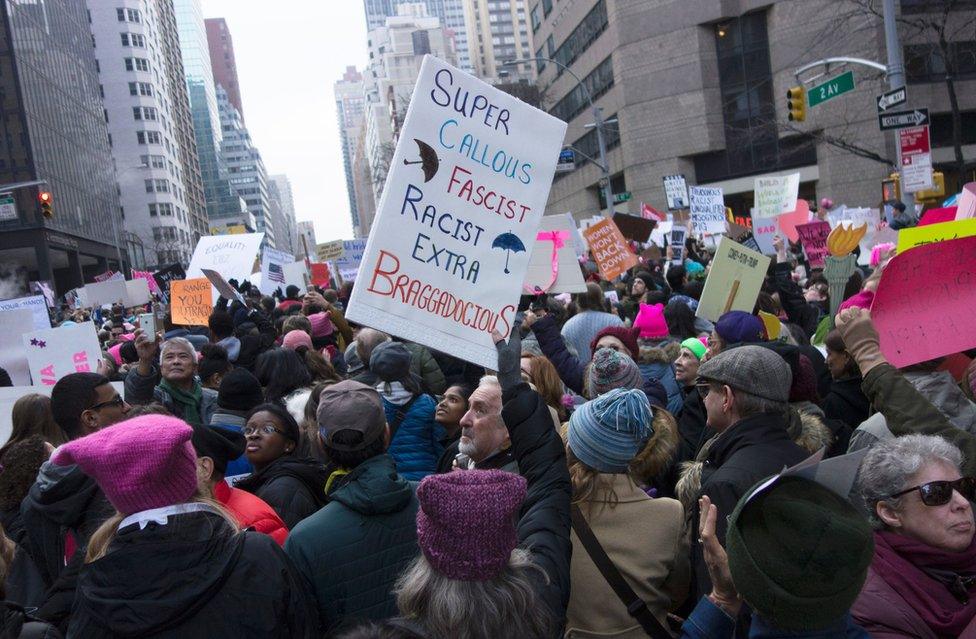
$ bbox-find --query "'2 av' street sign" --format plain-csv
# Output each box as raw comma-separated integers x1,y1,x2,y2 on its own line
808,70,855,107
877,87,907,113
878,108,929,131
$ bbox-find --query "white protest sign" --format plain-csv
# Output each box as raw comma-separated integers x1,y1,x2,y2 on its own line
82,279,128,307
650,220,673,247
0,383,123,446
336,239,367,282
696,236,771,322
125,278,151,307
752,216,780,255
663,174,688,210
523,216,586,294
689,186,726,235
202,269,245,303
0,308,33,385
283,260,309,289
186,233,265,283
0,295,50,331
346,55,567,369
561,212,587,257
754,173,800,218
670,227,687,265
22,323,102,386
259,247,295,295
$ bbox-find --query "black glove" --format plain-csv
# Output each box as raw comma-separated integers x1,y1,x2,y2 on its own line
493,313,524,393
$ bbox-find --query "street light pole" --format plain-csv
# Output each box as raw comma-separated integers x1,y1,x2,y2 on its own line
881,0,917,214
501,57,615,216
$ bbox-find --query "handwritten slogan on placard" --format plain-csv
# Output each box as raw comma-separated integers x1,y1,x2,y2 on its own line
796,221,832,268
689,186,726,235
170,278,213,326
754,173,800,218
582,218,638,281
346,56,566,369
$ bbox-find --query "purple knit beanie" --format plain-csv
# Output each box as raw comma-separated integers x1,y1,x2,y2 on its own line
416,469,527,581
51,415,198,515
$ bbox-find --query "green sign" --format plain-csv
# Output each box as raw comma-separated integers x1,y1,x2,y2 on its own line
808,70,855,107
613,191,632,203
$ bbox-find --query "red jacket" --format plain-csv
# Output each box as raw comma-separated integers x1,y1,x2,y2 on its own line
214,480,289,546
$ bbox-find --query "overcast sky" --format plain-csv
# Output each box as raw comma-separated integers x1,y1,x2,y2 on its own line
202,1,368,245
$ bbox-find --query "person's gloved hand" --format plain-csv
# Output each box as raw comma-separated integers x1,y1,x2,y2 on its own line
491,313,524,393
835,307,887,376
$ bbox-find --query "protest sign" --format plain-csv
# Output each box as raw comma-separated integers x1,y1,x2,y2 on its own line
561,213,587,257
202,269,244,303
696,236,771,322
283,260,309,289
259,247,294,295
186,232,264,283
0,383,123,444
670,227,687,265
873,234,976,368
152,263,185,294
752,216,779,255
130,270,162,296
29,281,55,308
93,270,116,283
955,182,976,220
124,278,151,307
582,218,639,281
336,239,367,282
170,278,213,326
0,308,33,385
796,221,832,268
650,219,673,247
316,240,345,262
919,206,958,227
81,279,127,308
896,218,976,254
776,199,811,243
754,173,800,218
524,216,586,294
0,295,50,331
663,174,688,210
310,263,331,288
689,186,725,235
612,212,654,243
345,55,567,369
22,323,102,386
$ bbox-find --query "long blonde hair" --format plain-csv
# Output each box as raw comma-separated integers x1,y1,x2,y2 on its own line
85,494,238,563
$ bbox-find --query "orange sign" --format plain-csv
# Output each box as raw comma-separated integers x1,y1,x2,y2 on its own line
169,278,212,326
582,218,638,281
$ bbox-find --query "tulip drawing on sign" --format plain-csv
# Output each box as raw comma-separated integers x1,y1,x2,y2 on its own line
402,139,440,183
492,232,526,274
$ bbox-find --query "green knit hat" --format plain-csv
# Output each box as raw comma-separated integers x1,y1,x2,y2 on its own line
726,475,874,632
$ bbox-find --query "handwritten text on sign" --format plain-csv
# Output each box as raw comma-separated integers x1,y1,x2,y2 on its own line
170,278,213,326
873,235,976,368
689,186,726,235
581,218,638,281
796,221,832,268
346,55,566,369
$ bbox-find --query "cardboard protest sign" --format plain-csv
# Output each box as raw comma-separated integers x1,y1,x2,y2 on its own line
754,173,800,219
170,278,213,326
897,218,976,254
81,279,128,308
125,279,151,307
186,232,264,283
873,234,976,368
663,175,688,210
283,260,309,289
696,236,771,322
202,269,244,303
22,323,102,386
956,182,976,220
582,218,639,281
316,240,345,262
0,295,50,331
93,270,116,283
612,213,654,243
649,219,672,247
345,55,567,369
689,186,725,235
0,308,33,385
670,227,687,265
131,270,162,296
336,239,367,282
29,281,55,308
259,247,294,295
776,199,811,243
796,221,832,268
152,263,185,297
752,216,779,255
560,213,587,257
310,263,331,288
919,206,957,227
523,216,586,294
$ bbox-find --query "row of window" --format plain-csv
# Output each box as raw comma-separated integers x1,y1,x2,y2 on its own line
116,8,141,23
132,106,157,121
124,57,150,72
128,81,153,96
551,0,607,75
120,32,145,47
905,42,976,83
136,130,161,145
549,56,614,123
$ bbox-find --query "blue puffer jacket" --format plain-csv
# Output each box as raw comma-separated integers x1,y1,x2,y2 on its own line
638,361,684,415
382,394,444,481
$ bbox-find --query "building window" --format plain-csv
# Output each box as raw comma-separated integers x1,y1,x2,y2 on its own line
133,107,142,120
549,56,614,123
542,0,552,17
121,33,130,46
551,0,607,76
412,30,431,55
530,4,541,31
139,82,153,96
905,42,976,83
535,46,546,73
145,179,154,193
116,8,125,21
148,203,158,216
118,8,140,23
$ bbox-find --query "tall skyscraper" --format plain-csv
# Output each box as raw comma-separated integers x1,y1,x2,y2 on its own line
204,18,244,118
463,0,534,82
0,0,124,292
296,220,316,259
269,175,300,256
334,66,365,235
364,0,471,72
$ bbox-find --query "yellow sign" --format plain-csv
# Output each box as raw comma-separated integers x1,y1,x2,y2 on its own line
897,218,976,253
209,224,248,235
316,240,345,262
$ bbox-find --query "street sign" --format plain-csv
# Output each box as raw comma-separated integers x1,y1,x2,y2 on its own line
613,191,632,203
879,107,929,131
0,193,16,222
556,149,575,172
899,125,933,193
807,70,855,107
877,87,907,112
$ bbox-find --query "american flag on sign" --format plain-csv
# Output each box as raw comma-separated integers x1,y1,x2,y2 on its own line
267,262,285,283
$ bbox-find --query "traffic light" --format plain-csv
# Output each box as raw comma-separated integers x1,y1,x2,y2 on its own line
786,86,806,122
38,191,52,218
882,174,901,203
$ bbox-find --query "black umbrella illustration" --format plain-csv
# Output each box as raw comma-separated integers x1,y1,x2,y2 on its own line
491,231,526,274
403,138,440,183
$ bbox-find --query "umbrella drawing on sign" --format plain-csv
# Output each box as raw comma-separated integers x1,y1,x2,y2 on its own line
403,139,440,182
491,231,526,274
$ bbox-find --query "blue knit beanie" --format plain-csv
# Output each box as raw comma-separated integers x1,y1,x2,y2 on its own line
568,388,654,473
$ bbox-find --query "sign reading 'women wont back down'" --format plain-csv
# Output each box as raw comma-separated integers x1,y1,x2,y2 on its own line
346,55,567,369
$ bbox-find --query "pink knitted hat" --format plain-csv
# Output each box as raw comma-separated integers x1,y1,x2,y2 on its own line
308,312,335,338
838,290,874,313
416,469,527,581
282,329,314,351
50,415,198,515
633,303,669,339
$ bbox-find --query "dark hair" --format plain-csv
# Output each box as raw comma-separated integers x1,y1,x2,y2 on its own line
199,344,232,384
663,300,697,341
0,435,47,511
575,282,604,311
296,346,341,384
254,348,312,404
322,428,386,470
843,271,865,303
665,264,686,293
285,285,301,299
208,310,235,340
119,340,139,364
683,280,704,301
2,394,66,454
248,402,301,445
50,373,110,440
126,402,174,418
644,290,667,306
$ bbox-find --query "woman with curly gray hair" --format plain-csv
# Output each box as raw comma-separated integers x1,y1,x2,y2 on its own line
853,434,976,638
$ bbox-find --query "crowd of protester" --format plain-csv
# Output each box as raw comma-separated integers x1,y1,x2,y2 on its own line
0,233,974,639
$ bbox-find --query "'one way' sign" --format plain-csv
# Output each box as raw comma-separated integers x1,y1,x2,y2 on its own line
876,87,907,112
878,108,928,131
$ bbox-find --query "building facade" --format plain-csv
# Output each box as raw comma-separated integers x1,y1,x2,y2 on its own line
269,175,300,256
0,0,125,294
296,220,316,259
463,0,535,83
365,0,472,72
334,66,366,235
534,0,976,220
205,17,244,118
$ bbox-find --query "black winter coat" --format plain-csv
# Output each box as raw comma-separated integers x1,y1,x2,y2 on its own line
689,412,808,601
235,456,328,529
772,262,822,341
822,375,871,431
0,602,61,639
67,510,318,638
676,385,710,464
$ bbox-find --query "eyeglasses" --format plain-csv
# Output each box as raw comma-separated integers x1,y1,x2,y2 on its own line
890,477,976,506
243,424,287,438
695,383,713,399
89,396,126,411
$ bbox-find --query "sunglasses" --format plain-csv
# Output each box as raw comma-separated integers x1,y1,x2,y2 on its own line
89,396,125,411
891,477,976,506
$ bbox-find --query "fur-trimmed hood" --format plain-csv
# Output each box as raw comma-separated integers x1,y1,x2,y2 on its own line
637,339,680,365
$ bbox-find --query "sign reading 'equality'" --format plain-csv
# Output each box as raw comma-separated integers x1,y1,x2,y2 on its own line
345,56,567,369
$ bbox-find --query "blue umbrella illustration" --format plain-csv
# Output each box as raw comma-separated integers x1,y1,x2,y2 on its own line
491,231,526,274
